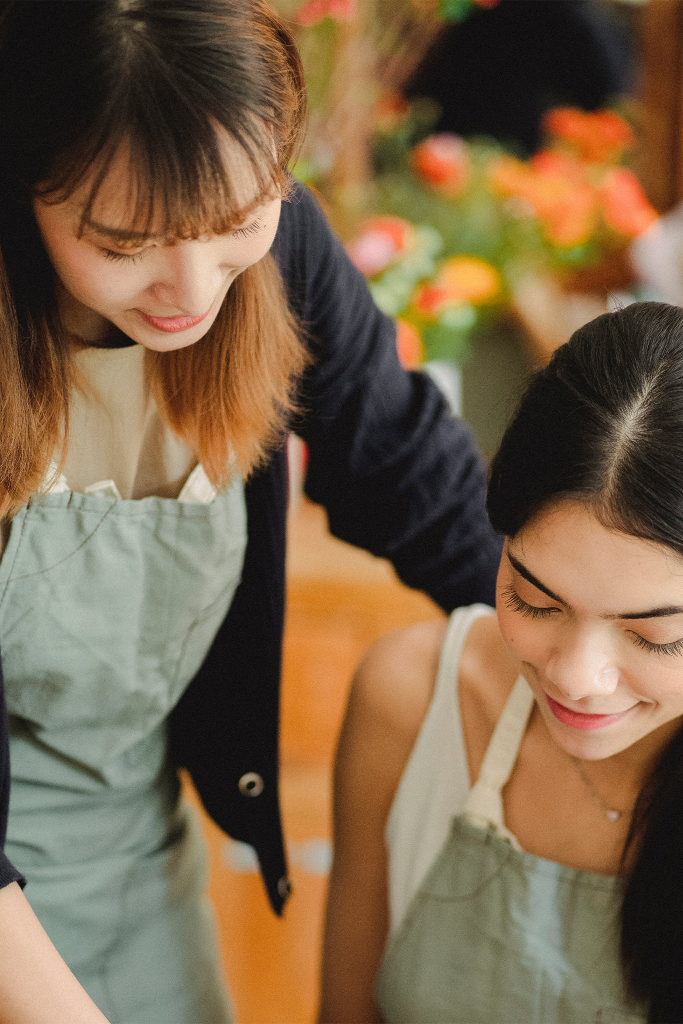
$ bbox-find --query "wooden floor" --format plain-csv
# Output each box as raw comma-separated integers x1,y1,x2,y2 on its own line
185,498,444,1023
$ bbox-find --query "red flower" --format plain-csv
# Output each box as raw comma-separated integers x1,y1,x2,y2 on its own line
411,133,469,197
413,284,451,318
295,0,356,26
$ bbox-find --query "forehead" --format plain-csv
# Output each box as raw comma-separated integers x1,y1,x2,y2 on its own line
65,128,271,241
511,499,683,610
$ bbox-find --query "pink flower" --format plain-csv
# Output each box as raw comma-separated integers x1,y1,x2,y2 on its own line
295,0,356,26
346,216,414,277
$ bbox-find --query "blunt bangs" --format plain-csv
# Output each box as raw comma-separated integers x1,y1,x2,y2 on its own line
35,116,289,243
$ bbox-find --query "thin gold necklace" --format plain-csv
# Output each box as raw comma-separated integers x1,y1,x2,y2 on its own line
570,756,636,822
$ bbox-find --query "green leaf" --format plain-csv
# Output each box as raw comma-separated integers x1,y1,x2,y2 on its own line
423,323,475,364
439,0,475,22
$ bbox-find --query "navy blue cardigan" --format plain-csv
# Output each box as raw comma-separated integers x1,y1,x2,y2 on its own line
0,183,503,914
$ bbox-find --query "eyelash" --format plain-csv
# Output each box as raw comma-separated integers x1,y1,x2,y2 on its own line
101,248,145,264
231,219,263,239
628,633,683,657
100,220,263,262
504,583,683,656
503,584,557,620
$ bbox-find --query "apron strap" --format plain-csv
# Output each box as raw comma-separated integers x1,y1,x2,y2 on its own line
463,675,534,846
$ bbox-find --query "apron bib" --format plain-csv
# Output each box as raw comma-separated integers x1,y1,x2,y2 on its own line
375,675,649,1024
1,465,246,1024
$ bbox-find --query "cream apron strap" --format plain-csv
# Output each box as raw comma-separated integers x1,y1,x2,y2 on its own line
433,604,494,706
463,675,535,846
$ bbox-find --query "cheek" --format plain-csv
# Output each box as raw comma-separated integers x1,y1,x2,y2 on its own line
495,578,548,665
497,603,534,660
56,250,141,308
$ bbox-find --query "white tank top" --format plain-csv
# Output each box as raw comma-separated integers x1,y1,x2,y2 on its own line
384,603,495,936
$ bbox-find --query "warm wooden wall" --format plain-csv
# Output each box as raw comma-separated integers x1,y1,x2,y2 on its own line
640,0,683,212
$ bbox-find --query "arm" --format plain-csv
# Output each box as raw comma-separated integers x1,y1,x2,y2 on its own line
0,664,108,1023
275,184,503,612
318,621,445,1023
0,882,109,1024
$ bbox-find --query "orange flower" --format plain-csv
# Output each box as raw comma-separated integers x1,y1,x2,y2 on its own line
395,319,424,368
543,107,635,163
530,149,585,183
346,216,415,277
542,183,598,247
414,256,500,317
601,168,658,237
296,0,356,26
488,154,532,196
411,133,469,197
491,153,599,246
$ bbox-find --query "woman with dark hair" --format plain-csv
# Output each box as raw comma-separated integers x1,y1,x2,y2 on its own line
320,301,683,1024
0,2,501,1021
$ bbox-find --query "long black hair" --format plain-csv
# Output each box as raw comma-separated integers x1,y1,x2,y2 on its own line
488,301,683,1024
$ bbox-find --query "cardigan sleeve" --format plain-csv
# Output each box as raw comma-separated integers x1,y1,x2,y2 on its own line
274,183,503,611
0,663,25,890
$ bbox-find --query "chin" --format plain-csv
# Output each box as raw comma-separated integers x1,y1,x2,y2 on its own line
542,707,637,761
135,332,206,353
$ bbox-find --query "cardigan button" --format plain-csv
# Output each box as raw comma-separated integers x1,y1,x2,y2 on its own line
277,875,292,900
238,772,264,797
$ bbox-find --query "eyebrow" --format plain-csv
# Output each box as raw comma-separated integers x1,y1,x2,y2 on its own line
507,552,565,603
506,551,683,620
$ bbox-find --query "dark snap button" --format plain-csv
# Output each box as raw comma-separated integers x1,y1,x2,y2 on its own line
277,875,292,900
238,772,264,797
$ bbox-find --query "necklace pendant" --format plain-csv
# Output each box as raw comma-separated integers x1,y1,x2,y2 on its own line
606,809,621,822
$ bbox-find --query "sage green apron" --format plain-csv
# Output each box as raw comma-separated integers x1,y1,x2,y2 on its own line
0,465,246,1024
375,676,649,1024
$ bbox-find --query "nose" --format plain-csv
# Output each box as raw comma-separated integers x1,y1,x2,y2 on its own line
543,630,620,702
150,240,224,315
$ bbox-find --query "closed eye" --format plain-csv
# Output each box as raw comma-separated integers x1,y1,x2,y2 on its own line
502,584,559,619
101,247,146,264
231,219,263,239
627,632,683,657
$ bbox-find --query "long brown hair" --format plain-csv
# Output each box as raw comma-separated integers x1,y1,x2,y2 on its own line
0,0,309,512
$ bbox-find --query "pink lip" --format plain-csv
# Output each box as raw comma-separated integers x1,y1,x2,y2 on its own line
137,307,211,333
545,694,635,731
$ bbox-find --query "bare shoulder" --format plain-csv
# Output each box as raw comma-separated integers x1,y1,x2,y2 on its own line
321,622,450,1023
334,618,449,837
458,611,519,781
350,618,448,752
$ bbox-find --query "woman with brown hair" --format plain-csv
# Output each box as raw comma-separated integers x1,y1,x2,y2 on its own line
0,1,500,1021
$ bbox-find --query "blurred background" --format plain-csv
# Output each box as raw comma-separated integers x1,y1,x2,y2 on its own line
184,1,683,1019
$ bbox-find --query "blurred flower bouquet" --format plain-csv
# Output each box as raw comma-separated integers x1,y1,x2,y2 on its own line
345,104,657,365
273,0,499,216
